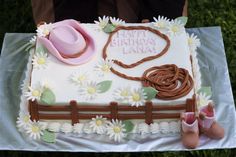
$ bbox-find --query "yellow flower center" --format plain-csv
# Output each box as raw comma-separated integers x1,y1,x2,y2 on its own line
101,64,110,72
188,38,193,45
121,90,129,97
200,99,208,106
78,75,86,81
96,119,103,126
100,22,107,28
87,86,96,94
157,22,165,28
32,90,40,97
37,57,46,65
113,126,121,133
171,25,179,33
43,29,50,36
132,93,141,102
31,125,40,133
23,116,30,123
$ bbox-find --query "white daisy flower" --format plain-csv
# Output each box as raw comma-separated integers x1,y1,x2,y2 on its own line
16,113,31,129
36,23,52,37
78,81,100,100
150,123,160,134
128,88,147,107
73,123,84,134
70,72,88,86
61,123,73,134
106,119,126,142
32,51,49,69
25,120,44,140
24,83,43,101
89,115,109,134
152,16,170,30
94,16,109,29
47,122,61,132
113,86,131,102
198,92,211,107
167,19,184,36
40,79,54,90
110,17,125,26
160,122,170,134
94,59,114,76
21,81,29,93
29,36,37,45
187,33,201,51
138,123,150,135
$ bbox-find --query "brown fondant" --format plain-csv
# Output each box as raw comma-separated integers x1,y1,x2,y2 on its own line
102,26,193,100
110,102,118,119
145,101,153,124
29,98,196,123
142,64,194,100
70,100,79,124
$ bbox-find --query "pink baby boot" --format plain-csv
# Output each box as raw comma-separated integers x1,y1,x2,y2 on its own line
181,112,199,149
199,102,224,139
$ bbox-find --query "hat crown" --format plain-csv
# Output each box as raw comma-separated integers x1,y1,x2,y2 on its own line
49,25,86,56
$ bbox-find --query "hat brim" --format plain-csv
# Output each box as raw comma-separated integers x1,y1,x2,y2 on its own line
38,19,96,65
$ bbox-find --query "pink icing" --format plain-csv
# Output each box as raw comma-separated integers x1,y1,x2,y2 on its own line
38,19,96,65
49,25,86,56
181,112,198,133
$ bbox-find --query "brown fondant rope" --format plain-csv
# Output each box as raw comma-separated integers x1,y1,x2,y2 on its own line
102,26,193,99
142,64,193,100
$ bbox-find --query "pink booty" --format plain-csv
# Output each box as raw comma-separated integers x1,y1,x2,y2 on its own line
181,112,199,149
199,103,224,139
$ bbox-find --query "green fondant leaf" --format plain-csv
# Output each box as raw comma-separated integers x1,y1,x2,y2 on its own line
103,23,116,33
41,130,56,143
40,88,56,105
36,46,45,53
97,80,112,93
122,120,134,133
197,86,212,96
175,16,188,25
142,87,158,100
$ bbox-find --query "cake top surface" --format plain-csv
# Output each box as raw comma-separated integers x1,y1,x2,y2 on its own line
27,16,197,106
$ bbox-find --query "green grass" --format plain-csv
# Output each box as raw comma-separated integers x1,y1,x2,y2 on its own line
0,0,236,156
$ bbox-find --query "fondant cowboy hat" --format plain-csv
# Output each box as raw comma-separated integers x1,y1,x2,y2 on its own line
38,19,96,65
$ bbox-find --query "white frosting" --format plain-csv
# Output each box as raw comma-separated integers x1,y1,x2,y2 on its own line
31,23,194,105
47,122,61,132
61,123,73,133
160,122,170,134
150,123,160,134
73,123,84,134
138,123,150,135
83,123,94,134
169,121,180,133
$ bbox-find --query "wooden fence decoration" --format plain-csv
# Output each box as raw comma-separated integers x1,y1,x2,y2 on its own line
29,95,196,125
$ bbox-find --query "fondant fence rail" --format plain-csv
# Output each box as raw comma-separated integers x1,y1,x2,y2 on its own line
29,97,196,125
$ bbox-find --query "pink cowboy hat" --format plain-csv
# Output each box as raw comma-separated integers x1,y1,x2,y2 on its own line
38,19,96,65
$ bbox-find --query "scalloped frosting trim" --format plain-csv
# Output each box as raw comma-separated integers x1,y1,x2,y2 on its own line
16,113,181,142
